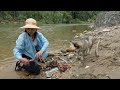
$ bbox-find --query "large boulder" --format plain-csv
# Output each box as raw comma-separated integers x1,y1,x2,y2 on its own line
94,11,120,29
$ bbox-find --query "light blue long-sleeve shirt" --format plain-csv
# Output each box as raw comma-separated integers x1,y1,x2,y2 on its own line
13,32,49,61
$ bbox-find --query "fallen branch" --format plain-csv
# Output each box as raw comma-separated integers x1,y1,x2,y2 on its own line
95,38,101,57
58,57,68,63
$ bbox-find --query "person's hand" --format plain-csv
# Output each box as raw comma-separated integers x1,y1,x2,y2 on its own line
36,50,43,59
20,58,29,65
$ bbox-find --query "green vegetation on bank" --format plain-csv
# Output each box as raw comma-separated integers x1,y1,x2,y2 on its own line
0,11,100,24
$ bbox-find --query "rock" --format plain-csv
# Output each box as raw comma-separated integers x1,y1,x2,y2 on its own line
96,74,111,79
102,28,111,32
94,11,120,29
85,66,90,69
48,52,55,57
66,48,75,52
61,50,67,53
67,53,74,59
74,35,79,39
45,67,59,78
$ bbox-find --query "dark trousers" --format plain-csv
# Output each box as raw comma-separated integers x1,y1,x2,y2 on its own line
22,54,32,60
22,54,44,63
21,54,41,75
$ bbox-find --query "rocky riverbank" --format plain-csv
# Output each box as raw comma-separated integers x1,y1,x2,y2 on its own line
47,25,120,79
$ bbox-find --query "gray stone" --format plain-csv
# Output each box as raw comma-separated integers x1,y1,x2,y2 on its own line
94,11,120,29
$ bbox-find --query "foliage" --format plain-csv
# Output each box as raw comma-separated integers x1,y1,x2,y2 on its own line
0,11,100,24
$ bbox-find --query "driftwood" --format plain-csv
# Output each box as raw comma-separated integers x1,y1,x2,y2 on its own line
95,38,101,57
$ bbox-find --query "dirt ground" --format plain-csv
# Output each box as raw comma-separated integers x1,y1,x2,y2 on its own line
1,25,120,79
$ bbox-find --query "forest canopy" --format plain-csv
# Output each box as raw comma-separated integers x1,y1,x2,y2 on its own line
0,11,100,24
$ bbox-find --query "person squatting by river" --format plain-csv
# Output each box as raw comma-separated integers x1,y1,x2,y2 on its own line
13,18,49,74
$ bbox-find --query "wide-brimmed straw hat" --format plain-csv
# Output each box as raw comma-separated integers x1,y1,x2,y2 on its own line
20,18,41,29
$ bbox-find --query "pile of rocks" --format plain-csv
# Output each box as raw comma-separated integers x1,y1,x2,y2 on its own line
94,11,120,29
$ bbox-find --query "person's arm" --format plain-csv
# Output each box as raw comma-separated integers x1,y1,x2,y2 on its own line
13,34,25,61
38,32,49,52
36,32,49,59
